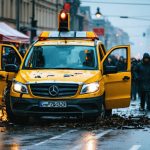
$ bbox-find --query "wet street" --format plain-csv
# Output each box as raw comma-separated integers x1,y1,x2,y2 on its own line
0,99,150,150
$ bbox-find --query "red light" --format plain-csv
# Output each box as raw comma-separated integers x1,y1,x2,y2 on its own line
60,12,67,20
64,3,71,12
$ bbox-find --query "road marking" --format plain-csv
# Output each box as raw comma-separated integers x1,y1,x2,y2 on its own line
35,129,77,146
129,145,141,150
23,129,77,150
72,129,112,150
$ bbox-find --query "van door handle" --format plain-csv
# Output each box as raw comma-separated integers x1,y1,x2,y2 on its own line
123,76,130,81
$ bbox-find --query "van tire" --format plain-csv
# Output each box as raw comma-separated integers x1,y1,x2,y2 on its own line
5,90,28,124
105,109,112,117
99,105,112,120
102,94,112,117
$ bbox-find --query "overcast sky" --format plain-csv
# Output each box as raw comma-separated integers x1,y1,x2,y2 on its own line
81,0,150,58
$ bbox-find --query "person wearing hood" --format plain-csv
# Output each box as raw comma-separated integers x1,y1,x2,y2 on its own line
136,53,150,111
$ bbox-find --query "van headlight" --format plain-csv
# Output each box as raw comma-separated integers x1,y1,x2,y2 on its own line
80,82,100,94
13,82,28,94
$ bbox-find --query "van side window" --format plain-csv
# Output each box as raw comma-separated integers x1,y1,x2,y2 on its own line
2,46,21,70
104,48,127,72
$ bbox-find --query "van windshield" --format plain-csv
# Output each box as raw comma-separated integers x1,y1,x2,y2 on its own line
23,45,98,70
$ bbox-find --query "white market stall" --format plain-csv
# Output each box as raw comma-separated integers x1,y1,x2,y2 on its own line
0,22,30,44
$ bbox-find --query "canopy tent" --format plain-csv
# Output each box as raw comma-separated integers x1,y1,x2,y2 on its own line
0,22,30,43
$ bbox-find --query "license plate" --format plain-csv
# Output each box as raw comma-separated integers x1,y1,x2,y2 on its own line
39,101,67,108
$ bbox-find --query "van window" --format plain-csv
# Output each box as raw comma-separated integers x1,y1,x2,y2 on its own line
104,48,127,72
23,45,98,70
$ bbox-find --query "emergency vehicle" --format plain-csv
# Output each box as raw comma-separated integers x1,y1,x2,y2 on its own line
1,10,131,123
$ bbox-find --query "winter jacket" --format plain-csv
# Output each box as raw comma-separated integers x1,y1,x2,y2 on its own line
136,53,150,91
131,60,138,81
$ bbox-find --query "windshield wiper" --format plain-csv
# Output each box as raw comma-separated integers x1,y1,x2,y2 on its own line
24,67,45,69
50,67,77,70
24,67,78,70
24,67,96,70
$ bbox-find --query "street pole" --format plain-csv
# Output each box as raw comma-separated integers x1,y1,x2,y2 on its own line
104,17,108,50
32,0,35,20
30,0,35,43
16,0,20,30
105,33,108,50
56,0,58,13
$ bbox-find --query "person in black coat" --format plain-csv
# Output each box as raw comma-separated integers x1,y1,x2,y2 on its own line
136,53,150,110
116,56,127,72
131,58,138,100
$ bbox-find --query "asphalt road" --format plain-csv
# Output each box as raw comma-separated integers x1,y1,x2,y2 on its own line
0,99,150,150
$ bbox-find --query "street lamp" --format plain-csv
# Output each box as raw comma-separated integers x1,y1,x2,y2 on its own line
95,7,102,18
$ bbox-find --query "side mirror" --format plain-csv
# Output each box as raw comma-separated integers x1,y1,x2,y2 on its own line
5,64,19,73
104,66,118,74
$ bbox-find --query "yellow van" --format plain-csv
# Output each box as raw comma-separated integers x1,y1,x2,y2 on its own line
2,31,131,123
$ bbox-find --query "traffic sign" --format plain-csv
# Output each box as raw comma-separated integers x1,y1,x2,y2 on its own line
93,28,104,36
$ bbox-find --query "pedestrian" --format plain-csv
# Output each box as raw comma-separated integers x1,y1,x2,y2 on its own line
136,53,150,111
131,58,138,100
116,56,126,71
136,58,142,99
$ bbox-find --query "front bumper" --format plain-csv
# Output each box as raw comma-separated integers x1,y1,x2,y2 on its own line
10,96,103,118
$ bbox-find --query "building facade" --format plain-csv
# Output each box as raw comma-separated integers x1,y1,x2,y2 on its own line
146,27,150,52
79,6,92,31
92,18,130,50
0,0,64,34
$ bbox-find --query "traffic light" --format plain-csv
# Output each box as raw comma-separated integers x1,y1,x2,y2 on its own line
58,10,70,31
64,3,71,12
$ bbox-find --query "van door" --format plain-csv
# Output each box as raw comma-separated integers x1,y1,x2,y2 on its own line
101,45,131,109
0,44,22,104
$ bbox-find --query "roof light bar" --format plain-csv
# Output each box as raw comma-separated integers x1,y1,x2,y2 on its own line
38,31,99,40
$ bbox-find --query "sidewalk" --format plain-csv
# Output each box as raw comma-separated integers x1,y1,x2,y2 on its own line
113,98,150,118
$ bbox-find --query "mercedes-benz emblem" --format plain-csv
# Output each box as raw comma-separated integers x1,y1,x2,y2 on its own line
49,85,59,97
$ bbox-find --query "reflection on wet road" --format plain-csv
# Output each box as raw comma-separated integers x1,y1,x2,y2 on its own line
0,99,150,150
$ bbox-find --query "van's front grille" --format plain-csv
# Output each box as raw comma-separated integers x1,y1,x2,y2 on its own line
30,83,79,98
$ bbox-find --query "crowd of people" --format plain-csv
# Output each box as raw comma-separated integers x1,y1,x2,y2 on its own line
131,53,150,111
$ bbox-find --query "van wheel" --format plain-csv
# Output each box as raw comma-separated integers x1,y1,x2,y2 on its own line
100,103,105,118
102,94,112,117
5,90,28,124
105,109,112,117
100,104,112,118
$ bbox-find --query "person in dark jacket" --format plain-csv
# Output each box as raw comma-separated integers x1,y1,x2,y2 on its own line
136,53,150,110
131,58,138,100
116,56,127,72
137,59,142,99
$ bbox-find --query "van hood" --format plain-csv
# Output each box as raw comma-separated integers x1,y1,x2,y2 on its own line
16,70,101,84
